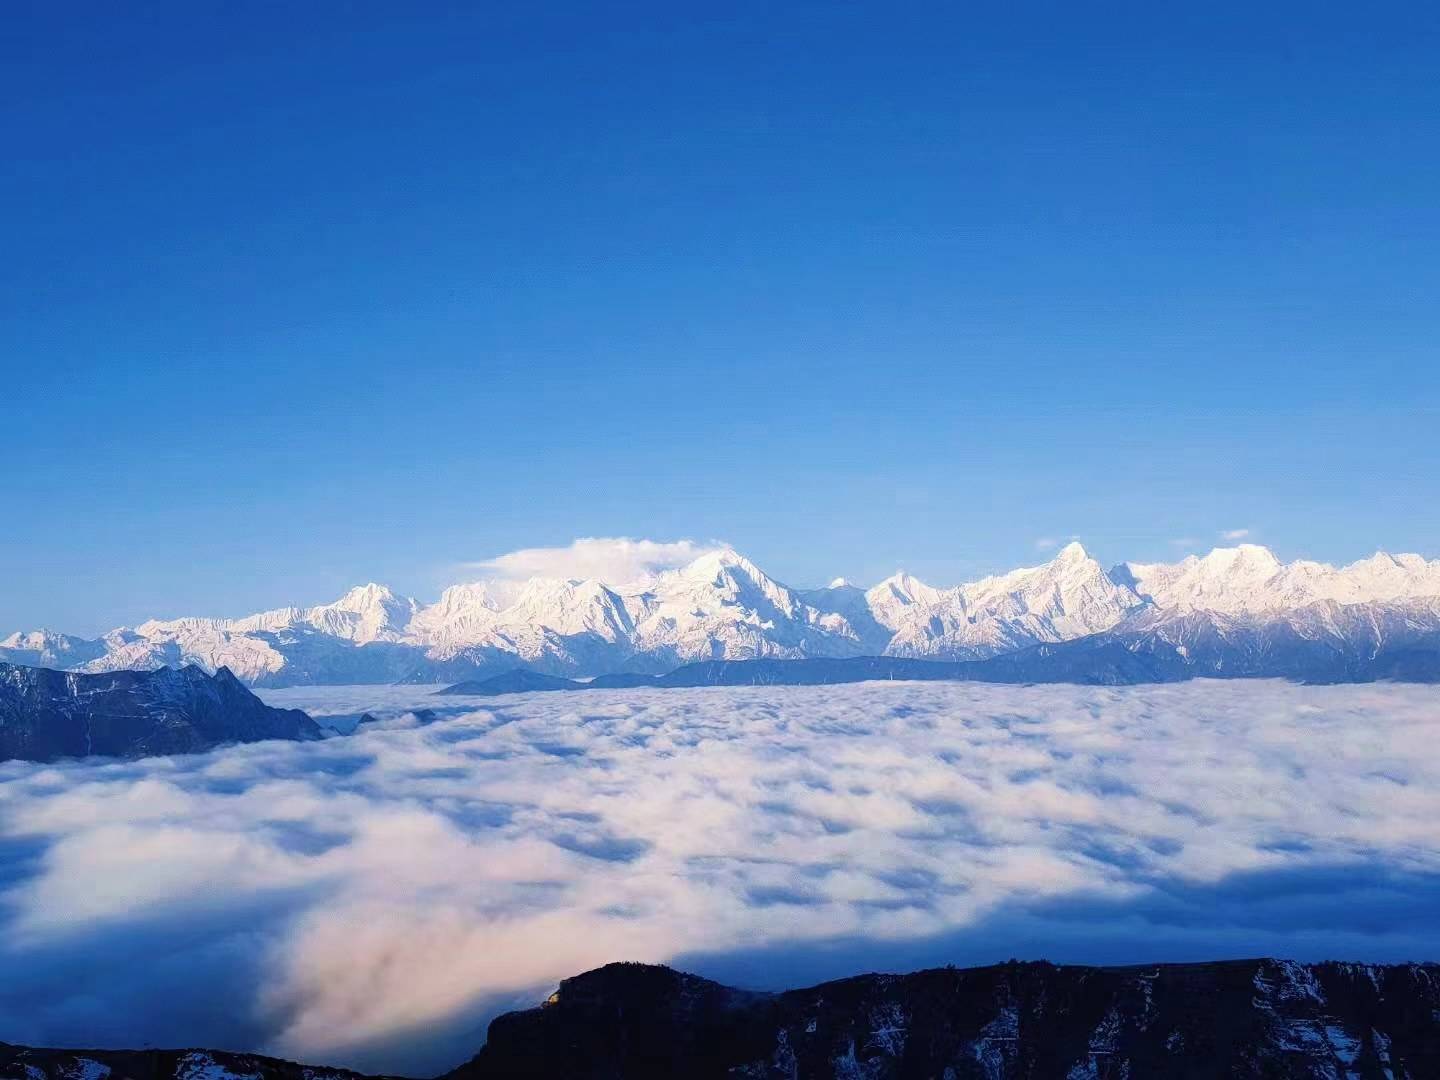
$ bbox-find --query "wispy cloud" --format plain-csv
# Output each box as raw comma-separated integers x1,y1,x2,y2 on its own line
2,681,1438,1073
1221,528,1252,541
461,537,722,584
1033,537,1059,552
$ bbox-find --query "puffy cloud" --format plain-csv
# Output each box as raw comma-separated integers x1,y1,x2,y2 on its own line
461,537,722,584
2,681,1439,1073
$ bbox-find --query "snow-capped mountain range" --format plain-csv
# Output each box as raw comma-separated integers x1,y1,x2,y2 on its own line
5,542,1440,687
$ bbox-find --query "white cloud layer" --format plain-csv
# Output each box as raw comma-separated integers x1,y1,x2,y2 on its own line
462,537,721,584
1222,528,1253,540
2,680,1439,1073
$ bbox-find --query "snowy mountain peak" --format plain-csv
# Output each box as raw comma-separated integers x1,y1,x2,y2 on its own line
1121,545,1277,611
962,543,1116,601
0,629,107,670
433,580,504,613
676,547,765,581
1122,544,1440,614
303,583,418,643
654,548,802,620
334,582,401,609
865,571,946,631
494,577,633,642
1202,543,1281,572
1354,550,1427,574
869,545,1139,664
868,571,939,604
9,539,1440,688
1,629,68,649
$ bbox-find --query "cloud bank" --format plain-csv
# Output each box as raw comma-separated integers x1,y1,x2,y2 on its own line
462,537,722,585
2,680,1439,1073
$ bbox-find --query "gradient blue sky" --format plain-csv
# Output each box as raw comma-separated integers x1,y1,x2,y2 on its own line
5,2,1439,634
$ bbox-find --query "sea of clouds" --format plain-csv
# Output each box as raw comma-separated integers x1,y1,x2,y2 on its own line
2,680,1438,1073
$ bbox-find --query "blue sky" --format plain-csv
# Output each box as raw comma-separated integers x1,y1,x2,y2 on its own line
4,2,1439,634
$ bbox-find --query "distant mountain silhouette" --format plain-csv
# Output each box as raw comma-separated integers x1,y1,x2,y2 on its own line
434,669,584,695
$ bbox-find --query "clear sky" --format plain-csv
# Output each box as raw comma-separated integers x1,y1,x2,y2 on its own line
5,2,1440,635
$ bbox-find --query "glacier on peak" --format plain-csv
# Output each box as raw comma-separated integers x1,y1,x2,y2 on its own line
5,541,1440,687
883,542,1144,660
1120,544,1440,615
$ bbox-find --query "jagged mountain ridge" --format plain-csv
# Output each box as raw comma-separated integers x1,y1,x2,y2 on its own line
1119,544,1440,614
6,958,1438,1079
881,541,1146,659
5,543,1440,687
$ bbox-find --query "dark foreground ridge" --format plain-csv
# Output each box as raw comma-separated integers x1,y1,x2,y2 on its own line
0,662,321,763
8,958,1440,1079
0,1045,396,1080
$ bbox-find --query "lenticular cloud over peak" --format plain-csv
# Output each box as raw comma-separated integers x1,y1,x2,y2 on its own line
2,679,1439,1074
463,537,726,585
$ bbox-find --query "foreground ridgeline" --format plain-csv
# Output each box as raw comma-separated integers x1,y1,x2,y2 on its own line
0,662,321,763
6,957,1438,1079
0,1048,383,1080
5,544,1440,687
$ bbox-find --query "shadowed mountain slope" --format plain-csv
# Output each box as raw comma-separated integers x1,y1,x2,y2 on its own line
0,662,321,762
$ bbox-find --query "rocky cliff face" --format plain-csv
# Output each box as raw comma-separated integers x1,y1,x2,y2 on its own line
0,662,321,762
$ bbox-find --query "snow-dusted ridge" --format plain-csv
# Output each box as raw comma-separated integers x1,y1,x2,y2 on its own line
5,543,1440,686
1118,543,1440,614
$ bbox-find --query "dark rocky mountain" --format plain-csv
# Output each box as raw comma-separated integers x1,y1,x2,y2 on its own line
982,606,1440,685
456,958,1440,1079
9,958,1436,1079
0,662,321,763
0,1044,394,1080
